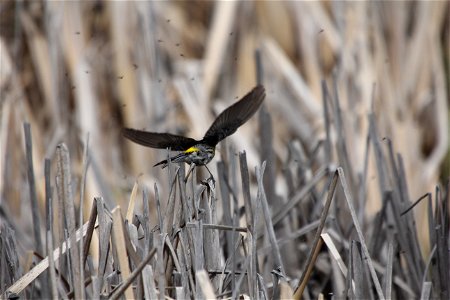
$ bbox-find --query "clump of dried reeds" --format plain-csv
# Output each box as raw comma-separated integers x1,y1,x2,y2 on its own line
1,1,449,299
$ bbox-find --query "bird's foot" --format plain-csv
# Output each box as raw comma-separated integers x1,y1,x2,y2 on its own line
201,175,215,189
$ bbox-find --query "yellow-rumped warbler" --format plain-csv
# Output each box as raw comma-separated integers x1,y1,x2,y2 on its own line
123,85,265,175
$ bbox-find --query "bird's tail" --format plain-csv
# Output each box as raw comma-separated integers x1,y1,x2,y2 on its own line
153,152,189,168
153,159,168,168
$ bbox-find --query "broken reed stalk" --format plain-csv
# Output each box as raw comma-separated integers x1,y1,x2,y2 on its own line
293,169,338,298
78,133,90,296
5,223,90,296
23,123,50,299
256,161,285,275
56,143,83,299
44,159,57,299
23,123,44,255
109,248,157,300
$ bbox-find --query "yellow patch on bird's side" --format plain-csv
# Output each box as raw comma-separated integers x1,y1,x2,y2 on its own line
184,146,199,153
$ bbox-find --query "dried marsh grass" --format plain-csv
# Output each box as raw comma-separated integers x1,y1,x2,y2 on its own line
0,1,449,299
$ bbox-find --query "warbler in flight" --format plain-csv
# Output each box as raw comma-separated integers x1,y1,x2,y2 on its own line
123,85,265,176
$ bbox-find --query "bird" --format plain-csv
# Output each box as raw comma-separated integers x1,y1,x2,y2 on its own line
122,85,265,178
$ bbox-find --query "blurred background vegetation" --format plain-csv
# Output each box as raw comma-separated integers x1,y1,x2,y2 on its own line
0,1,449,298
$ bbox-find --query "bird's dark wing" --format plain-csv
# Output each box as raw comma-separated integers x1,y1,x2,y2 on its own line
122,128,198,151
201,85,265,146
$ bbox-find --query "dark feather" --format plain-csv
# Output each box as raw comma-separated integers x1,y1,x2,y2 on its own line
201,85,265,146
153,152,189,168
154,158,170,168
153,159,168,167
122,128,197,151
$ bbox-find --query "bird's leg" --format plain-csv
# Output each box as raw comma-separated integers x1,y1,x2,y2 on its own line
184,163,196,182
201,165,215,188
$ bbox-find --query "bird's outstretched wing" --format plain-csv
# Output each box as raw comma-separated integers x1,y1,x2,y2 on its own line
122,128,197,151
201,85,265,146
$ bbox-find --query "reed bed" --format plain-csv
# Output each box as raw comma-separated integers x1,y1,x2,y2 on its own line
0,1,449,299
